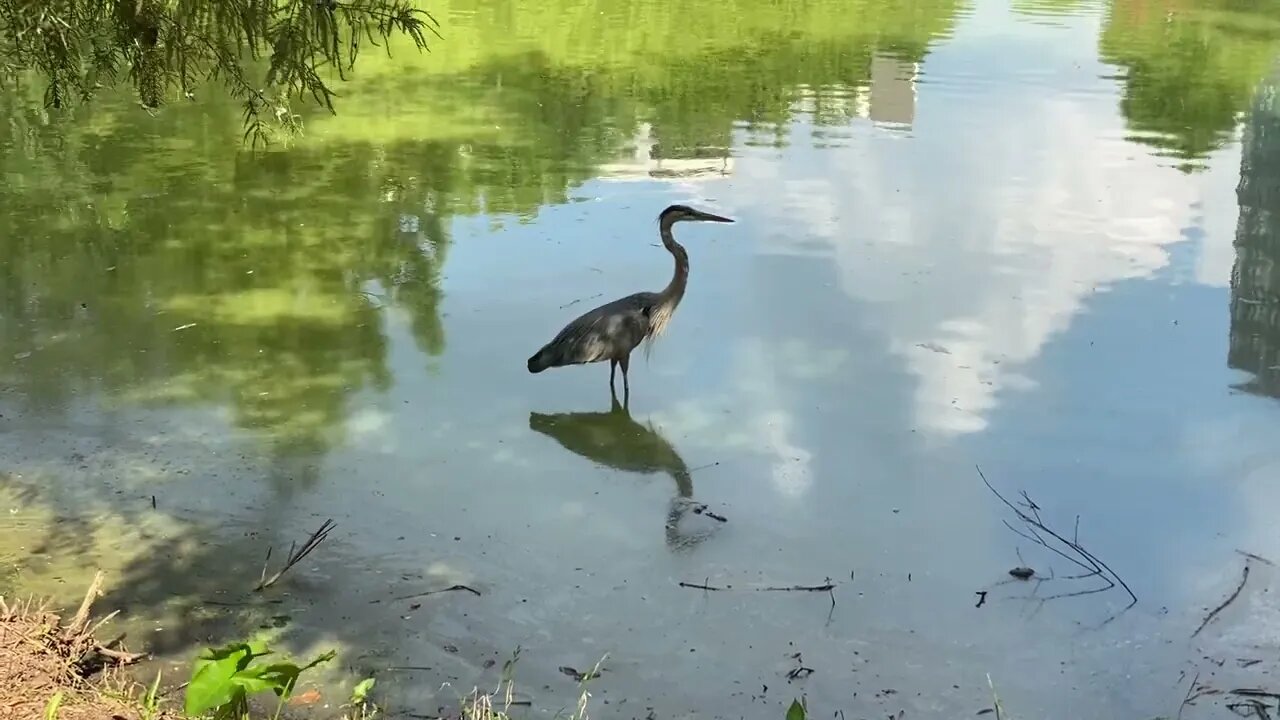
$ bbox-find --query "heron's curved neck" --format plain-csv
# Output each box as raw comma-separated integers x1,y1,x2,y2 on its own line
658,216,689,305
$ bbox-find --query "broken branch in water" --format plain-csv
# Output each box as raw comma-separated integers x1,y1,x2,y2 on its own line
677,581,835,593
254,519,336,592
677,578,838,607
91,644,146,664
371,584,483,604
678,580,724,591
977,466,1137,610
761,583,836,592
64,571,105,641
35,573,152,676
1193,561,1251,638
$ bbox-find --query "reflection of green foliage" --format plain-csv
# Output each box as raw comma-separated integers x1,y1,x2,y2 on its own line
312,0,965,149
636,39,879,152
1012,0,1088,19
1100,0,1280,167
0,0,965,468
0,90,447,458
353,0,961,73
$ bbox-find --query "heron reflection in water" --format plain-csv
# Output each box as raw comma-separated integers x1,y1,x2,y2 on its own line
528,394,725,551
527,204,734,398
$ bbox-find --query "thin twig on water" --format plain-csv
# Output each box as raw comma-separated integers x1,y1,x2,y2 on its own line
1226,700,1273,720
1177,671,1200,720
370,584,483,604
678,580,724,591
1232,689,1280,702
559,293,602,310
254,519,336,592
1193,562,1251,638
1236,550,1275,567
760,583,836,592
677,578,838,611
977,465,1137,612
677,581,836,593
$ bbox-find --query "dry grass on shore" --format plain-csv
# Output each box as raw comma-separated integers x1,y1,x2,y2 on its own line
0,572,170,720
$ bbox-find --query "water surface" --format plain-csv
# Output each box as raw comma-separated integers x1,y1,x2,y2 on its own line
3,0,1280,717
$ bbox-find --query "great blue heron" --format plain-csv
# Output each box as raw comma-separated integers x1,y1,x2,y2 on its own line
526,204,734,395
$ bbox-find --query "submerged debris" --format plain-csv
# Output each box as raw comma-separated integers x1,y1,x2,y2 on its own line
691,503,728,523
558,666,603,682
785,653,815,682
1193,559,1253,638
372,583,483,605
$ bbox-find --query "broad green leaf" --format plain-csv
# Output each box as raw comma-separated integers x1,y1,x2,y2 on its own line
235,662,303,697
184,642,333,715
186,644,254,715
786,699,807,720
351,677,376,704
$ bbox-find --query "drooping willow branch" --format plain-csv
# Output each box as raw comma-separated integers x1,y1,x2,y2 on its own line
0,0,439,146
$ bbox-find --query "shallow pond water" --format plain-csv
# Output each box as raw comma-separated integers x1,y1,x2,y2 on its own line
3,0,1280,717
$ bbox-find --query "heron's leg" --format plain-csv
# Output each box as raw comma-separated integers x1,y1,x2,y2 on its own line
609,359,618,392
620,354,631,397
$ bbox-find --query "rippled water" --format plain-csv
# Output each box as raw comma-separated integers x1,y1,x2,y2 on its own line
3,0,1280,717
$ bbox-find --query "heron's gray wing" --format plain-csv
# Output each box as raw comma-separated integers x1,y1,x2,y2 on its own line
541,294,652,365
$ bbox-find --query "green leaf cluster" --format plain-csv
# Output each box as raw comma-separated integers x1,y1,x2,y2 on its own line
185,641,335,718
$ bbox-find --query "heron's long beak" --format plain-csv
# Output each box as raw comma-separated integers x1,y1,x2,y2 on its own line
694,210,734,223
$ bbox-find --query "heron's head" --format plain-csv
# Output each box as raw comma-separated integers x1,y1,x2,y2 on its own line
659,204,735,225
